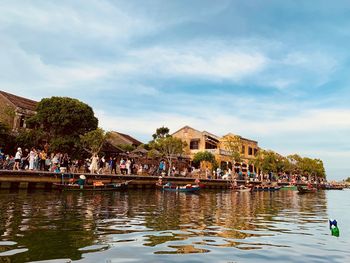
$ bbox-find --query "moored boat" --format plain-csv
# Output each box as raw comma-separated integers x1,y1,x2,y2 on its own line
159,182,200,192
231,185,252,192
54,180,131,191
280,185,297,191
297,185,317,194
252,185,281,191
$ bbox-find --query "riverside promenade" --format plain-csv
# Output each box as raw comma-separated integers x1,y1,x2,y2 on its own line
0,170,237,190
0,170,313,190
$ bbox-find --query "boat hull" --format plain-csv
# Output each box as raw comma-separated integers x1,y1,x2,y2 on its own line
160,184,201,192
297,186,317,194
54,182,129,191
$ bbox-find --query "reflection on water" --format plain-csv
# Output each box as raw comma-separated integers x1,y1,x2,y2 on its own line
0,189,349,262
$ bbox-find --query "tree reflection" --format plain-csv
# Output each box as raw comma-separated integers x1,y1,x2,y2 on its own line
0,189,328,261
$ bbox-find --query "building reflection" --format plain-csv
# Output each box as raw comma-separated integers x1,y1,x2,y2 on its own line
0,189,328,261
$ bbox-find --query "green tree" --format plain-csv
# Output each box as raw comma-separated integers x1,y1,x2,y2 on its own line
27,97,98,154
0,122,16,152
192,151,216,165
80,128,106,155
149,136,186,176
0,122,9,146
15,129,46,150
152,126,170,140
221,134,242,162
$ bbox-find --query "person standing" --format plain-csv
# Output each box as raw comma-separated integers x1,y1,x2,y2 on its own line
39,150,47,171
60,153,69,173
28,148,36,170
13,147,22,170
110,157,117,174
126,159,131,175
89,154,99,174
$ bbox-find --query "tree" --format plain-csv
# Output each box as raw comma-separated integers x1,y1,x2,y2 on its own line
252,149,286,174
221,134,242,162
0,122,15,152
192,151,216,165
0,122,9,147
27,97,98,155
149,136,186,176
152,126,170,141
15,129,46,150
80,128,106,155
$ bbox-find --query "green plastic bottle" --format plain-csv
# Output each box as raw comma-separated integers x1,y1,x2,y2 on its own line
331,225,340,237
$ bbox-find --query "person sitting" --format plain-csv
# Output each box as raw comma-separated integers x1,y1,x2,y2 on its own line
76,175,86,187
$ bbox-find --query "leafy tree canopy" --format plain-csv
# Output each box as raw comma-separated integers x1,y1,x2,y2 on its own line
221,134,242,162
25,97,98,155
192,151,216,165
0,122,13,150
28,97,98,138
149,127,186,175
252,150,326,178
152,126,170,141
80,128,107,155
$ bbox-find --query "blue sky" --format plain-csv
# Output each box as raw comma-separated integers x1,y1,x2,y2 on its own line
1,0,350,180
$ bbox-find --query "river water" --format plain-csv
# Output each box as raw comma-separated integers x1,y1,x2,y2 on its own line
0,189,349,263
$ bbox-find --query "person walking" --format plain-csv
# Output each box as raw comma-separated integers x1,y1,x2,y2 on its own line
13,147,22,170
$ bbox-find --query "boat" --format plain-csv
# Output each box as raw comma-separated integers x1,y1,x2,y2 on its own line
159,182,200,192
252,185,281,191
324,184,344,190
231,185,252,192
54,180,131,191
280,185,297,191
297,185,317,194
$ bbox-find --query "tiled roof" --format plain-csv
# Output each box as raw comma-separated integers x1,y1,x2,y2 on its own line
107,131,142,146
0,90,37,111
116,132,142,146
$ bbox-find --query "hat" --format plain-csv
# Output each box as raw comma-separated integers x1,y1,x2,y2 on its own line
79,175,86,180
17,147,22,151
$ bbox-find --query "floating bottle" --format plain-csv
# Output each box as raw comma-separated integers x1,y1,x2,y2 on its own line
331,225,340,237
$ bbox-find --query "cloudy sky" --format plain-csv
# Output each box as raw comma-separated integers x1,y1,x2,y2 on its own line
1,0,350,180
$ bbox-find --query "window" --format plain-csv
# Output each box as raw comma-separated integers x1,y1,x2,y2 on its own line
241,146,245,154
205,142,217,149
254,148,258,155
190,140,199,150
248,147,253,155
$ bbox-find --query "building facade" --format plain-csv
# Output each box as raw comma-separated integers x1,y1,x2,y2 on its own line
172,125,259,173
0,90,37,132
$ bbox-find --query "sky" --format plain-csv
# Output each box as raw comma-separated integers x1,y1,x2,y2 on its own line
1,0,350,180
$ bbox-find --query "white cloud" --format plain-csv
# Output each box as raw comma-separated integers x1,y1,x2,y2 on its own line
0,0,154,40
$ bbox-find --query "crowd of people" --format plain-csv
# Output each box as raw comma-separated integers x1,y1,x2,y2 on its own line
0,146,188,177
0,146,324,184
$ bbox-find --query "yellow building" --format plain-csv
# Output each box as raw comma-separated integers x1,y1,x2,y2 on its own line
172,126,259,173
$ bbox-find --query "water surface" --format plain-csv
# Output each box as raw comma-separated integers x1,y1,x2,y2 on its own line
0,189,349,262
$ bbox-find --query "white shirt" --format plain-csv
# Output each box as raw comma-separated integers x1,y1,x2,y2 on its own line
15,151,22,160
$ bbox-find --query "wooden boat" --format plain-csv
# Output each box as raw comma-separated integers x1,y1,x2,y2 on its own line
231,185,252,192
297,185,317,194
280,185,297,191
324,184,344,190
252,185,281,192
159,182,200,192
54,181,130,191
